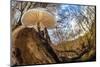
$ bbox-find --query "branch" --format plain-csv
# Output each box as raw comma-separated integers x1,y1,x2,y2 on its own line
55,43,91,61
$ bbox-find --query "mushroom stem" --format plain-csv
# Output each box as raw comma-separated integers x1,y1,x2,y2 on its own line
37,22,41,33
44,27,51,43
37,23,51,43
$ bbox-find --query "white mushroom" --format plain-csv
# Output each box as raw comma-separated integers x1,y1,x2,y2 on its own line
21,8,57,30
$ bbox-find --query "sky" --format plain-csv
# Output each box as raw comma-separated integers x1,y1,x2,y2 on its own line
48,4,95,44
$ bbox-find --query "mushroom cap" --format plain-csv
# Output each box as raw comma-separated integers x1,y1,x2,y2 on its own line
21,8,57,29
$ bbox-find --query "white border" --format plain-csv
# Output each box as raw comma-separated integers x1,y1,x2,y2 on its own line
18,0,96,5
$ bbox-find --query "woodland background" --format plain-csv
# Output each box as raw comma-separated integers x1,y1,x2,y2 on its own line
11,1,96,66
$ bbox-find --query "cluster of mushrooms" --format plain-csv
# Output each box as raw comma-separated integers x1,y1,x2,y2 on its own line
21,8,57,31
12,8,59,65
